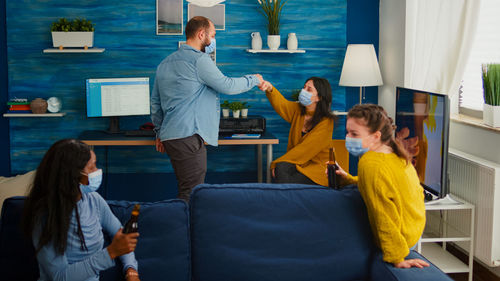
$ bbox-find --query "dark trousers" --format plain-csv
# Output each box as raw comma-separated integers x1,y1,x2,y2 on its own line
162,134,207,201
273,162,316,185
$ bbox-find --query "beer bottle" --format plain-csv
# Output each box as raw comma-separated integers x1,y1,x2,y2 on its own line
123,204,140,234
327,148,340,189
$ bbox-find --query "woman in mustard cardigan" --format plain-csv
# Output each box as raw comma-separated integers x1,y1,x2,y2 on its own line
336,104,428,268
260,77,336,186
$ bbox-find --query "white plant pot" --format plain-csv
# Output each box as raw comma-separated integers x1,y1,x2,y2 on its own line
241,108,248,118
222,108,230,118
287,33,298,50
52,31,94,48
483,104,500,127
232,110,240,118
267,35,280,50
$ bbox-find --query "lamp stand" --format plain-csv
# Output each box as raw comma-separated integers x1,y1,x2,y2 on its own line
359,86,363,104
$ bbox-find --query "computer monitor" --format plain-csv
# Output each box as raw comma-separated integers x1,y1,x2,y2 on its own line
86,77,150,133
395,87,450,199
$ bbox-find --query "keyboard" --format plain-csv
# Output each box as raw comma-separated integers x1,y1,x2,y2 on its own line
124,130,156,137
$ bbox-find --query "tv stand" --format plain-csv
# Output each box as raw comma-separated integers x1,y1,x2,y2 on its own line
425,194,463,206
107,116,122,134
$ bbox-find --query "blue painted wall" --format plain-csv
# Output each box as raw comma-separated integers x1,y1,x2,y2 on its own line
0,0,9,176
2,0,379,200
6,0,346,175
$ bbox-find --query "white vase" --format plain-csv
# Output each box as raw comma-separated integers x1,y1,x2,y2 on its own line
287,33,298,50
483,103,500,127
267,35,280,50
241,108,248,118
222,108,230,118
251,32,262,50
51,31,94,48
232,110,241,118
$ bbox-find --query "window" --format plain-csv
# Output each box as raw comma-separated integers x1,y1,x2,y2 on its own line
460,0,500,112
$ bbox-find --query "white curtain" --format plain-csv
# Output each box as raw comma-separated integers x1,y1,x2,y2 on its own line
404,0,481,97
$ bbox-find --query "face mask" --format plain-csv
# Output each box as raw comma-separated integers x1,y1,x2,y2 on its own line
298,89,313,106
80,169,103,193
205,38,216,54
345,137,369,157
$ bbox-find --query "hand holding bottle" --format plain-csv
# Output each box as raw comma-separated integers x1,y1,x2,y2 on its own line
107,228,139,259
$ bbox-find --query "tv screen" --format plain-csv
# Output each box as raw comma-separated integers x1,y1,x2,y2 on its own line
86,77,150,117
395,87,450,197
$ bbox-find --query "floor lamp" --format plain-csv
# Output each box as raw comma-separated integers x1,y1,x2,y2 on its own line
339,44,383,104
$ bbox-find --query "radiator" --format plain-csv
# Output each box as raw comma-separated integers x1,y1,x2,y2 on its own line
446,148,500,267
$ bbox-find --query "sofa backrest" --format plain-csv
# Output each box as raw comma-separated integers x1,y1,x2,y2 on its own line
189,183,377,281
0,196,191,281
106,199,191,281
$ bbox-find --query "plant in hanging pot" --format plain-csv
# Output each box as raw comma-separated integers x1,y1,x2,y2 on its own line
221,100,231,118
241,102,251,118
51,18,95,49
482,64,500,127
258,0,287,50
229,101,244,118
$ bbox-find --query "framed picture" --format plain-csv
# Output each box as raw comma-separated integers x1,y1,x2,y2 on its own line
178,41,216,63
188,4,225,30
157,0,183,35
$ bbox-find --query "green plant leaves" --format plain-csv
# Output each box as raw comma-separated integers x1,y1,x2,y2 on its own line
258,0,287,35
51,18,95,32
482,64,500,106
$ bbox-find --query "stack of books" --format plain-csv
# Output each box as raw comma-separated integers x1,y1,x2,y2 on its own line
6,98,30,113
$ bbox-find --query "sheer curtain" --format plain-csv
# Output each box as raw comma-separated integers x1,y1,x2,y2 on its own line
404,0,481,106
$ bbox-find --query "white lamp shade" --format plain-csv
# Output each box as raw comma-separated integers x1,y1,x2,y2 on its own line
339,44,383,87
187,0,225,7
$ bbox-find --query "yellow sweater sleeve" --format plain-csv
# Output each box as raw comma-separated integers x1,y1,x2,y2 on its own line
358,159,409,264
265,86,299,123
270,118,333,169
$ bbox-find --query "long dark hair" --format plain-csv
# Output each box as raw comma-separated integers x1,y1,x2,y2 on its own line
23,139,91,255
347,104,410,162
300,77,337,131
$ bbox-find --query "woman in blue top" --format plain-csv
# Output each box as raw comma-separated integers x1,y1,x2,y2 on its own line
22,139,140,281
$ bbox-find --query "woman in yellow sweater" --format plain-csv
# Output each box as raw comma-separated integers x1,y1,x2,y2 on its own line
260,77,336,186
337,104,429,268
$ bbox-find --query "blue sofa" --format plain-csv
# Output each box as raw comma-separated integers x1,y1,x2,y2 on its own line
0,183,451,281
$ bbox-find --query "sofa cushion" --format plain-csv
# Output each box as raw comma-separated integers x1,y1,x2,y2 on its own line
370,250,453,281
189,183,377,281
0,196,39,281
105,199,191,281
0,170,35,216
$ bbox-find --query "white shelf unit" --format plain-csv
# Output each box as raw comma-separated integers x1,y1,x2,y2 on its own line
3,113,66,117
417,195,474,281
43,48,105,53
246,49,305,53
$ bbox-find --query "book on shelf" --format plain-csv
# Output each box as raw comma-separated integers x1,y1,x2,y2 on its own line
9,104,31,111
5,110,32,114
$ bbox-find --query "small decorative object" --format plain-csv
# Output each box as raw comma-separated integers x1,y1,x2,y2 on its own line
287,33,298,50
241,102,250,118
251,32,262,50
482,64,500,127
221,100,230,118
51,18,95,49
258,0,286,50
47,97,62,113
229,101,244,118
30,98,48,114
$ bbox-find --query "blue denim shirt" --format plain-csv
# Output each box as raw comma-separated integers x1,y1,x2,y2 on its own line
151,44,260,146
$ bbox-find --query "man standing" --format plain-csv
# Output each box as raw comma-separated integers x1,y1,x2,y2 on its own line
151,16,263,201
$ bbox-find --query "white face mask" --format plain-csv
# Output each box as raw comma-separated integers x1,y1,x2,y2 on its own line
298,89,313,106
205,38,216,54
80,169,103,193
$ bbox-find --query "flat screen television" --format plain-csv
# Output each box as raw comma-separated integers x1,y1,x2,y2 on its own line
395,87,450,199
86,77,150,133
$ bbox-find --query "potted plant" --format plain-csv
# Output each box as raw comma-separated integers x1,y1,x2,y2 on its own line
258,0,287,50
482,64,500,127
51,18,95,49
241,102,251,118
229,101,244,118
221,100,231,118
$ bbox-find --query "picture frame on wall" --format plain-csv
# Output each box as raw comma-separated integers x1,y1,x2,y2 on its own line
188,4,225,30
179,41,216,63
157,0,183,35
